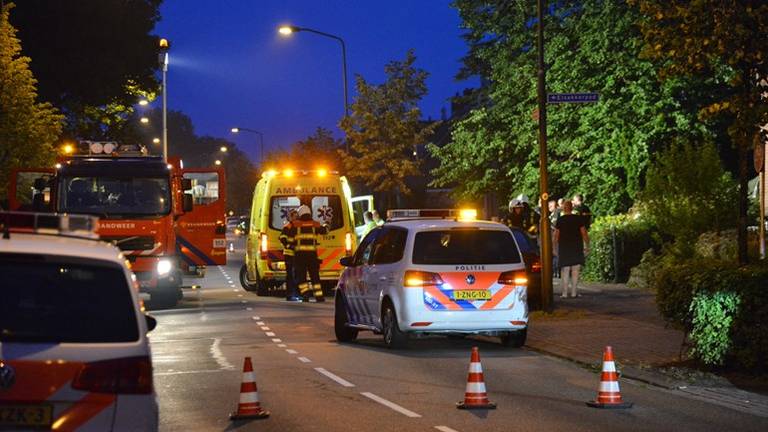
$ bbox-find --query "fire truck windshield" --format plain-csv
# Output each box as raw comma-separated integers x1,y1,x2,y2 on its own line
58,176,171,217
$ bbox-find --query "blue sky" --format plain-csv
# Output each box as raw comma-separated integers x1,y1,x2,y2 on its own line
155,0,477,162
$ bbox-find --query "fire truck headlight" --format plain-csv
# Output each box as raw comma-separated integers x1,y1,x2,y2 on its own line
157,259,173,276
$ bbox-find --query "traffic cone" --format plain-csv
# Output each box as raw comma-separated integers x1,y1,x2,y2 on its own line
586,346,633,409
457,346,496,409
230,357,270,420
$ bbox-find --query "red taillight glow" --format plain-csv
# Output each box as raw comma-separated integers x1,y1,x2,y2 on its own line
404,270,444,287
510,321,526,326
498,270,528,286
260,232,268,257
411,322,433,327
530,259,541,273
345,232,353,254
72,356,153,394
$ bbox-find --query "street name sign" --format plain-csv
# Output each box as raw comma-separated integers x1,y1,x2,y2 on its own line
547,93,599,103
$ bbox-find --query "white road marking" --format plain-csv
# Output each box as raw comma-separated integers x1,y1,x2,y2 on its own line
435,427,460,432
272,338,282,343
241,300,247,304
232,289,238,292
246,307,253,311
261,326,270,331
237,294,243,297
286,349,298,354
265,332,276,337
210,338,235,370
155,369,228,376
298,357,311,363
256,321,265,326
314,368,355,387
360,392,421,418
277,344,287,348
251,317,260,321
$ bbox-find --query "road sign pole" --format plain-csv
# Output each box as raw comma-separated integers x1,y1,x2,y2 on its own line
536,0,554,312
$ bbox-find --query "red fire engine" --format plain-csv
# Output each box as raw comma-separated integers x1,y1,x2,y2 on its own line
7,142,227,308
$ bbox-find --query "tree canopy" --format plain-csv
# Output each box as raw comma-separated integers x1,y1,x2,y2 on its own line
0,3,63,197
10,0,162,139
431,0,709,215
629,0,768,263
340,49,437,207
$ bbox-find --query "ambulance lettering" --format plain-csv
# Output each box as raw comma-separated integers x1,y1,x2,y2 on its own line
274,186,337,194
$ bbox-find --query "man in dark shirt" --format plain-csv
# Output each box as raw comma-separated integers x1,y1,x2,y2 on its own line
572,194,592,230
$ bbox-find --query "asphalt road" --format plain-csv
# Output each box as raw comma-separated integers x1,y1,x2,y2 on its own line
148,236,767,432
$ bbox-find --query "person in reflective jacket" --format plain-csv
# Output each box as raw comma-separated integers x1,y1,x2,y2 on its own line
279,209,301,302
290,204,328,302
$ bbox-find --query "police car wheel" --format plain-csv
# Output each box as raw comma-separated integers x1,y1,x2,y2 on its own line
334,294,358,342
382,302,408,349
500,328,527,348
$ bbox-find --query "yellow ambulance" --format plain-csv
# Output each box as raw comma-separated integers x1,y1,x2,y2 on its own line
240,169,373,295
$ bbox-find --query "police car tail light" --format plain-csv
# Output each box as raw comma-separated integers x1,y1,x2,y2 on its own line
530,258,542,273
404,270,444,287
260,232,268,257
498,270,528,286
72,356,153,394
344,232,353,254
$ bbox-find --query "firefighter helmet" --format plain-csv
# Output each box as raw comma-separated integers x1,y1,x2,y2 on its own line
297,205,312,217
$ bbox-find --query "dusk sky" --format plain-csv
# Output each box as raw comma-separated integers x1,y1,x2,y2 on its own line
154,0,478,162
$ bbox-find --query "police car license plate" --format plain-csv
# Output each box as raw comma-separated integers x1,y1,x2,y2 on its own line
452,290,491,301
0,404,53,428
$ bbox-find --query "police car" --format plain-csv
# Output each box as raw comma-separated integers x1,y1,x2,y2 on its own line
334,209,529,348
0,212,158,431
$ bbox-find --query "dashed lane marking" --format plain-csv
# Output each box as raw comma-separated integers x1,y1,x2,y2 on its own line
256,321,266,326
360,392,422,418
298,357,311,363
314,368,355,388
434,427,460,432
265,332,276,337
246,307,253,311
251,317,260,321
271,338,282,343
261,326,270,331
277,344,287,348
286,349,298,354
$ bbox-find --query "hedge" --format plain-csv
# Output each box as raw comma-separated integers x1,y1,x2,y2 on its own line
582,214,657,283
654,260,768,370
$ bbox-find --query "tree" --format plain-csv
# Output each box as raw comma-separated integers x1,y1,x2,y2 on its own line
340,50,437,208
431,0,709,215
10,0,162,138
629,0,768,264
291,127,343,170
0,3,63,197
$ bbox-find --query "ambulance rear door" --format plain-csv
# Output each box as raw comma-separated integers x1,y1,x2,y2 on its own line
177,168,227,266
8,168,55,211
350,195,374,239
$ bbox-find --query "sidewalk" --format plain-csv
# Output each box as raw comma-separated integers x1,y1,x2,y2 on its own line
525,279,768,418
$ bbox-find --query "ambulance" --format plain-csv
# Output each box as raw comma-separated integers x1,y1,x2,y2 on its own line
240,169,372,296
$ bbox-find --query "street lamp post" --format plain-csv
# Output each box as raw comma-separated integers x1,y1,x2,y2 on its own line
278,24,349,152
230,127,264,166
159,38,170,162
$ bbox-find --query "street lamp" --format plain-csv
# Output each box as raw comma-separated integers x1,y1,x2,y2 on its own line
214,159,222,166
153,137,161,144
140,117,150,124
138,99,149,106
230,127,264,165
278,24,349,152
159,38,170,162
220,146,228,153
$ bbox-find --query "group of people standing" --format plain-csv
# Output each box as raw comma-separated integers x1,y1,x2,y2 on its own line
502,194,592,298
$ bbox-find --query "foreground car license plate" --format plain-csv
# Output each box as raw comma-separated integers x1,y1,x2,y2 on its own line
0,404,53,428
453,290,491,301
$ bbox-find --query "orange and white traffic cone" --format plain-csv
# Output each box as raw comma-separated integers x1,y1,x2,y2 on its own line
586,346,633,409
457,346,497,410
230,357,270,420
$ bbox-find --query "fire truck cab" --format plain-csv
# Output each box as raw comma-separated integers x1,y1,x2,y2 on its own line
8,142,227,308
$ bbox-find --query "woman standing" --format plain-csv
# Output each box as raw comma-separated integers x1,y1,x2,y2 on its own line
554,200,590,298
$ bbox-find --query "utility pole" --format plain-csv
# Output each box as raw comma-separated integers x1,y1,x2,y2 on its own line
536,0,554,312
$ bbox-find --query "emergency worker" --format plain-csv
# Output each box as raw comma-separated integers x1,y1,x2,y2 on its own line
279,210,301,302
361,211,377,239
292,205,329,302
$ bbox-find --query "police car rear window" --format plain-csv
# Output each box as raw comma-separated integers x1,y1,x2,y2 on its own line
0,254,139,343
412,230,522,265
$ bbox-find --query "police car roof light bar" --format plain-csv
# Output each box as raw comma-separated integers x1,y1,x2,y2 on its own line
0,211,100,240
387,209,463,220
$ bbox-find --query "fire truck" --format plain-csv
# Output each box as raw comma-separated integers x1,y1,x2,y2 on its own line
7,142,227,308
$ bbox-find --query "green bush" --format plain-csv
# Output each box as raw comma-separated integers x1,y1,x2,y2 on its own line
582,214,657,283
654,260,768,370
639,140,737,253
689,291,740,366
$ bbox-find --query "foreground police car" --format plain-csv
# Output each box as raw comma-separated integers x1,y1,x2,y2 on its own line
334,209,529,348
0,212,158,431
